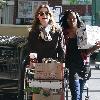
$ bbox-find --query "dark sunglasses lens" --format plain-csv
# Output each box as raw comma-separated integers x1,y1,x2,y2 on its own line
39,13,43,16
45,12,49,15
39,12,50,16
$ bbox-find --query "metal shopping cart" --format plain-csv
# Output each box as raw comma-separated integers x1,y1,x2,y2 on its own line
64,67,90,100
24,59,66,100
95,50,100,69
0,36,28,100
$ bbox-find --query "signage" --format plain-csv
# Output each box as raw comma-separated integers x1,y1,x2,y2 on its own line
62,0,92,5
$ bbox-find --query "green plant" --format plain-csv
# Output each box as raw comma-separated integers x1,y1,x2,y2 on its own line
25,86,50,97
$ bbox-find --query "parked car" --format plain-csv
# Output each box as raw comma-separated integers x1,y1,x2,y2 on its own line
95,50,100,69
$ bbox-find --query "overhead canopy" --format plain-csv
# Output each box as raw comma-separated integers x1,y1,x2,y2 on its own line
0,24,31,37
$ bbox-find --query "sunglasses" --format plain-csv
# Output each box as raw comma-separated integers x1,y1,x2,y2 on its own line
38,11,51,16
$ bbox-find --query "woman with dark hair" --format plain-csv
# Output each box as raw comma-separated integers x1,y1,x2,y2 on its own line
28,4,65,63
60,10,100,100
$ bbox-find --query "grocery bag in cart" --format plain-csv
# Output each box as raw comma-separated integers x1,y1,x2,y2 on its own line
77,25,100,49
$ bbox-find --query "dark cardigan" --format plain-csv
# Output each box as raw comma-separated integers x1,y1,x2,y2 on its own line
27,28,65,63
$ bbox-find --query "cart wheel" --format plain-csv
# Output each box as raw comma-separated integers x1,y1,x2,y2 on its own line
95,65,100,69
85,96,89,100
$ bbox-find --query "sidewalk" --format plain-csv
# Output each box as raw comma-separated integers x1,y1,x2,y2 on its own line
86,65,100,100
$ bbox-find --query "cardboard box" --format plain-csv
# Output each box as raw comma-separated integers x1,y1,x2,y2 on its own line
32,94,64,100
34,63,63,80
77,25,100,49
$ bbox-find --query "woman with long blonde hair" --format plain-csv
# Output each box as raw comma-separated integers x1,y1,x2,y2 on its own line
28,4,65,62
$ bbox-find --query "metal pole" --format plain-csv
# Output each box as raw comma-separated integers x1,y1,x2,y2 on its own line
92,0,96,25
0,9,1,24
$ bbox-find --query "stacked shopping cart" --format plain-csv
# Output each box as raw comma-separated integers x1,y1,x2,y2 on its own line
0,36,27,100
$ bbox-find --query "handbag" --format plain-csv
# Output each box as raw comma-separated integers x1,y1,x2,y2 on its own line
79,65,91,80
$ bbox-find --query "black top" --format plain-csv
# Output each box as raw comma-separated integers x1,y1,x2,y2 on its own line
66,37,84,68
65,37,88,79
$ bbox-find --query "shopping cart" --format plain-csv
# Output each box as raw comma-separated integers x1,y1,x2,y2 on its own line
24,59,65,100
64,67,90,100
0,36,28,100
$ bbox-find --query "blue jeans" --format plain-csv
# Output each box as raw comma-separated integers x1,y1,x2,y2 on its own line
69,77,85,100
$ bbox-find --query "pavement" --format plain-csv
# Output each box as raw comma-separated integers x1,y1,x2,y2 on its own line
67,64,100,100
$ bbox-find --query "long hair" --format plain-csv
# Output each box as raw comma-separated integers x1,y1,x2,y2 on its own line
30,4,56,33
60,10,83,29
